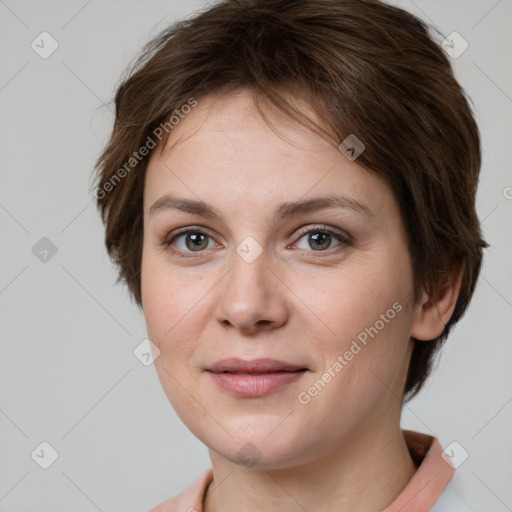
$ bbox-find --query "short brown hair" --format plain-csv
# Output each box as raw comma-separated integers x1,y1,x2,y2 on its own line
92,0,487,402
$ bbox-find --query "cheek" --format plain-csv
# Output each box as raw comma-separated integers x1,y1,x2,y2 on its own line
141,248,200,358
294,268,414,429
141,254,205,417
294,249,416,409
301,259,413,344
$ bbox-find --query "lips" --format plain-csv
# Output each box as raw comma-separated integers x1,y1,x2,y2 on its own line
205,358,309,397
206,357,308,374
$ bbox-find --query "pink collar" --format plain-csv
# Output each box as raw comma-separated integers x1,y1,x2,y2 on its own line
382,429,454,511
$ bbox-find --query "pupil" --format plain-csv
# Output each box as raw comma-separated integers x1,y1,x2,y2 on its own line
187,233,207,251
310,233,330,250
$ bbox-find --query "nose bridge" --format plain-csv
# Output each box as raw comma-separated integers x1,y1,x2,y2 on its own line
214,235,287,333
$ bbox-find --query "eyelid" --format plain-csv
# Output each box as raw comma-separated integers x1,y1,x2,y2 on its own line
292,224,352,244
163,225,215,244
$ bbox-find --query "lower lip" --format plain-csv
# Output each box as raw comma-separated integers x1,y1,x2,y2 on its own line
207,370,307,397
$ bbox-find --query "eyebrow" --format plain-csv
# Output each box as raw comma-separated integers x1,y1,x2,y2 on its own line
149,194,373,222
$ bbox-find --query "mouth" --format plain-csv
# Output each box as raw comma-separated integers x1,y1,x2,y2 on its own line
205,358,309,397
206,357,308,373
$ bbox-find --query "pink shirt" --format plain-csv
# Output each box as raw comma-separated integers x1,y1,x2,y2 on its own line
148,429,467,512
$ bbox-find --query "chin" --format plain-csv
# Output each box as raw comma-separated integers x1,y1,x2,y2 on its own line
206,426,312,470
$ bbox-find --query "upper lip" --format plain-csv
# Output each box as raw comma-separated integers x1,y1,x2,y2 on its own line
206,358,308,373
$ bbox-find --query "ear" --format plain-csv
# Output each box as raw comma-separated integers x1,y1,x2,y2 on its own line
410,263,464,341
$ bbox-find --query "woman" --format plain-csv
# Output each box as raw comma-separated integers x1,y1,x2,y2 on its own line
92,0,486,510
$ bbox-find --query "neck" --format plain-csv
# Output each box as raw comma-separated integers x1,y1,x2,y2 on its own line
203,420,417,512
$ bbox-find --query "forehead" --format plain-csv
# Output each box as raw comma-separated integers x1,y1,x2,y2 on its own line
143,89,394,222
157,89,333,158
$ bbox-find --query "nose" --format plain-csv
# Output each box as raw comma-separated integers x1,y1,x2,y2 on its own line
213,244,289,335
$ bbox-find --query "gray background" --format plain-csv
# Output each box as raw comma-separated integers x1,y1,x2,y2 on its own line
0,1,511,511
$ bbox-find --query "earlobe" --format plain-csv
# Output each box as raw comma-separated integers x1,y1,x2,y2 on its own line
410,264,464,341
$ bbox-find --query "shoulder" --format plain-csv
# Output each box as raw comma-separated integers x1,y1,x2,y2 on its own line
145,468,213,512
147,494,180,512
430,472,475,512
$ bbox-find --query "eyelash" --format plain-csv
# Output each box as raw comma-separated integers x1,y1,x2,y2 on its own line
161,224,352,259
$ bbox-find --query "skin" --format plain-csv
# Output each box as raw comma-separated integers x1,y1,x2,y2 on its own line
141,89,461,512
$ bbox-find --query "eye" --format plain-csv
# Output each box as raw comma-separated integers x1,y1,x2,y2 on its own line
162,227,219,257
292,224,350,253
161,224,351,258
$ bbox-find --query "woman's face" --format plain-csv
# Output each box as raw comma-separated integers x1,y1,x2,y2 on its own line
141,89,419,469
